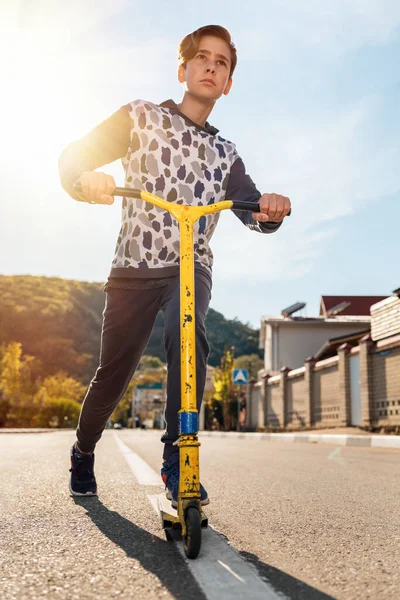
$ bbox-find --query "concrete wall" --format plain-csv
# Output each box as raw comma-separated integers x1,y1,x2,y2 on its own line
267,378,282,428
286,369,307,427
369,338,400,426
249,333,400,430
312,358,341,426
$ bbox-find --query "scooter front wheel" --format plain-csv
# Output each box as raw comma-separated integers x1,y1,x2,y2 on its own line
183,507,201,559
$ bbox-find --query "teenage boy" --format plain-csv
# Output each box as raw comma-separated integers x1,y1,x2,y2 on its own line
59,25,291,506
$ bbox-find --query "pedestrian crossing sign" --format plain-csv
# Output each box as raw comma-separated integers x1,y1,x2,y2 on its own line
232,369,249,385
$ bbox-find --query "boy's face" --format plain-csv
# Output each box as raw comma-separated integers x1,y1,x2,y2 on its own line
178,35,233,102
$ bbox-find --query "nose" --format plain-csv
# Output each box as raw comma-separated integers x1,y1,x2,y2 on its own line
206,62,216,75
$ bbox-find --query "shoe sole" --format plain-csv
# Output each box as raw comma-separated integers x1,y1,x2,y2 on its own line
69,481,97,497
166,490,210,508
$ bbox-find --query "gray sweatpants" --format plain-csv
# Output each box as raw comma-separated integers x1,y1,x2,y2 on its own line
76,267,211,459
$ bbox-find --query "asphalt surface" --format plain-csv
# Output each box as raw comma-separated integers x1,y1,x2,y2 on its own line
1,429,399,599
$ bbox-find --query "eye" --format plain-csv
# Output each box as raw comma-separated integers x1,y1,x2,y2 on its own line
217,60,227,67
196,53,206,60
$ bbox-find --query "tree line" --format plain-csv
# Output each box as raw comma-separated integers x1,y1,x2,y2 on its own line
0,275,261,383
0,340,263,430
0,343,168,429
0,274,263,429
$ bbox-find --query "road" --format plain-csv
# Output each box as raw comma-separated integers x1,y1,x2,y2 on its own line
0,429,399,600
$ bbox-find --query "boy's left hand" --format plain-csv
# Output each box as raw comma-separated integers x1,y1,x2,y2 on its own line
254,193,291,223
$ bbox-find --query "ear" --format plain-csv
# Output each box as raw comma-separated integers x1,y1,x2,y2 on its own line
178,63,186,84
223,77,233,96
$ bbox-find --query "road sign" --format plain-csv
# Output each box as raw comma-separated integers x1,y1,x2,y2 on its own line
232,369,249,385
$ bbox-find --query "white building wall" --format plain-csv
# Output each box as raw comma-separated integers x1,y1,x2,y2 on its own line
264,321,370,372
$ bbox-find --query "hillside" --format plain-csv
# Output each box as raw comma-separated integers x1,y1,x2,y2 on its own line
0,275,261,383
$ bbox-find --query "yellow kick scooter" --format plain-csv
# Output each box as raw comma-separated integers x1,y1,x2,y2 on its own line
77,183,278,558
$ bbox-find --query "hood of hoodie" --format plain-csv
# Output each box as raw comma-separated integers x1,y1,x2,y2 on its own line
159,99,219,136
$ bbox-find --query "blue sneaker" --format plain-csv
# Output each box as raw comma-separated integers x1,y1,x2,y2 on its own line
69,443,97,496
161,452,209,509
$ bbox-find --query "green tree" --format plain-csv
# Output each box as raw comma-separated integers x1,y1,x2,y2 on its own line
138,355,164,370
0,341,22,399
0,342,43,427
234,354,264,379
33,373,85,428
0,342,23,426
35,397,81,428
211,347,236,431
36,372,86,404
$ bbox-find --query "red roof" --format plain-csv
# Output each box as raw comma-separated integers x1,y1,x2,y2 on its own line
320,296,387,317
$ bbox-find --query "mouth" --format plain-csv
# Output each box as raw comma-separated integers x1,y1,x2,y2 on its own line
200,79,216,86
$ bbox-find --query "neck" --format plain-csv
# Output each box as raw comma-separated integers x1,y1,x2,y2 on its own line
177,92,215,128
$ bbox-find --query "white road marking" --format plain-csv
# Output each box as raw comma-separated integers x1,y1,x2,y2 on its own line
116,434,285,600
113,435,162,486
217,560,245,582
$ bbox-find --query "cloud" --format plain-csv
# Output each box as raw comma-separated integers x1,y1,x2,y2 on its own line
212,91,399,282
235,0,400,61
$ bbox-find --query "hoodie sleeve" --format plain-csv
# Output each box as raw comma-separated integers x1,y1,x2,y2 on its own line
225,157,282,233
58,105,132,201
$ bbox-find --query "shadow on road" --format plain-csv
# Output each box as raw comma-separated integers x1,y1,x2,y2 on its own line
72,496,337,600
72,496,206,600
240,550,337,600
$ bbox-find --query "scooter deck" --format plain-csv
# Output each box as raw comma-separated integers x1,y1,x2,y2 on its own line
156,494,208,531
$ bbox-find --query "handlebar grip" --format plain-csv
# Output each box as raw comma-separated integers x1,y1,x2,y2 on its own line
231,199,291,216
231,200,261,212
72,182,142,199
113,187,142,198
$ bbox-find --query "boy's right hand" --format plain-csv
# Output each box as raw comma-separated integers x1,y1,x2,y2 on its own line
77,171,116,205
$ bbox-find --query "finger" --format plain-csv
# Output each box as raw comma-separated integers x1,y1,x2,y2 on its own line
268,194,279,220
273,196,286,221
99,194,114,205
79,172,91,202
254,213,270,222
95,173,107,203
264,194,277,220
277,197,291,219
106,175,116,198
87,174,100,202
276,196,286,221
96,174,115,205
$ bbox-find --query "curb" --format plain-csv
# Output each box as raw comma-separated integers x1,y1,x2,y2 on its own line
0,429,56,434
199,431,400,449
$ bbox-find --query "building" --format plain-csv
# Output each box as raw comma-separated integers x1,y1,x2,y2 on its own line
370,289,400,341
249,287,400,431
259,295,388,372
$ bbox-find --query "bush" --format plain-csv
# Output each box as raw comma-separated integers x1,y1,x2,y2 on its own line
34,397,81,428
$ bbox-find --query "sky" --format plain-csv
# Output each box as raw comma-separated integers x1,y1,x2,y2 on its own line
0,0,399,328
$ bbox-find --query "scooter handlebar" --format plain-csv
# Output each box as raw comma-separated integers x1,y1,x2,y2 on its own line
73,182,142,199
72,183,290,215
231,200,291,217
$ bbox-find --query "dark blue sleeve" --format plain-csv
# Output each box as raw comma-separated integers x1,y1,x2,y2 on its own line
58,105,132,201
225,157,282,233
